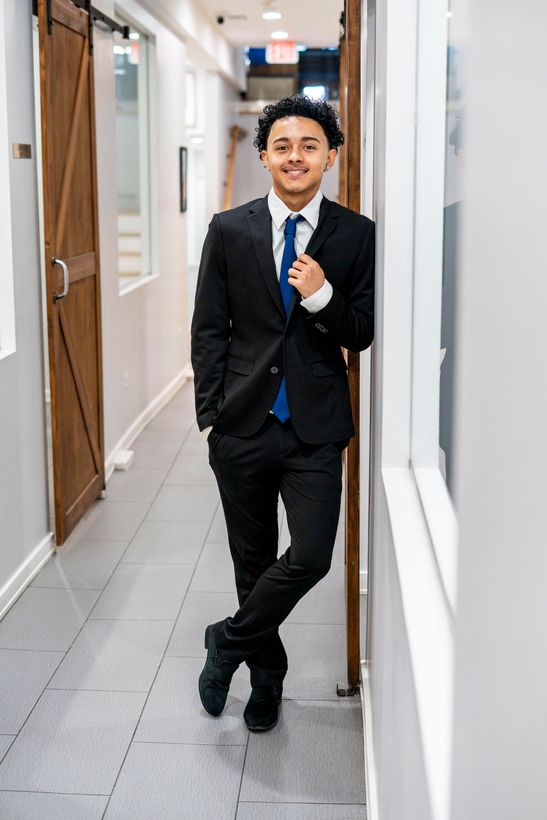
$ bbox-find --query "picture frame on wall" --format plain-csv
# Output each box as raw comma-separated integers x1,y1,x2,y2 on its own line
179,146,187,212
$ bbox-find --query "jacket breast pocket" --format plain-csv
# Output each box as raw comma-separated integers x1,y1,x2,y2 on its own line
226,354,254,376
311,358,348,377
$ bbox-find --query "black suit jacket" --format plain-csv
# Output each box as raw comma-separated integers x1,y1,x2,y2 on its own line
191,195,374,445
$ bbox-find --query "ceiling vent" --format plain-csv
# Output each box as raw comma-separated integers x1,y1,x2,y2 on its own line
216,11,248,21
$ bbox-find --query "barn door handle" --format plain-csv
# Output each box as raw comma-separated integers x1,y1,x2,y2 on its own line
52,258,69,303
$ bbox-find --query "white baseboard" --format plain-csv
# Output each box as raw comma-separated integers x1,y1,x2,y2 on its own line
361,661,379,820
0,532,54,621
104,367,193,481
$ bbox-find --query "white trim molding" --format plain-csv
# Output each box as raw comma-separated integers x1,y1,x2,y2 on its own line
0,533,54,621
383,467,454,820
361,662,379,820
413,467,458,611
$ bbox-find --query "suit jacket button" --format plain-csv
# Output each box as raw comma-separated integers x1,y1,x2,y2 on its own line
270,366,279,374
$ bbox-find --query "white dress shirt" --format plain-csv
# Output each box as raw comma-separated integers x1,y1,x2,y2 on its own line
267,187,333,313
201,188,332,439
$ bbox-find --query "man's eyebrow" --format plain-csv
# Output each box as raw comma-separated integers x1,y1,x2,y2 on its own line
271,135,322,144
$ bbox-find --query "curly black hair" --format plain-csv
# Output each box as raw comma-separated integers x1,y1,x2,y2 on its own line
253,95,345,155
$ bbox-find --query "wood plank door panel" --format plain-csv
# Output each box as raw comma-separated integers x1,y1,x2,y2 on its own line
38,0,105,544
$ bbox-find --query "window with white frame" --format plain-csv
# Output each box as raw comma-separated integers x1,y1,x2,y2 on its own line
410,0,458,609
114,22,154,293
439,0,462,494
0,5,16,362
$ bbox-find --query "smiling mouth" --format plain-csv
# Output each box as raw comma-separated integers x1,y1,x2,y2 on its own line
283,168,308,177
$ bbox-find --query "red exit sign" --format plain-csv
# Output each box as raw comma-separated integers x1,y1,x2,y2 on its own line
266,40,299,64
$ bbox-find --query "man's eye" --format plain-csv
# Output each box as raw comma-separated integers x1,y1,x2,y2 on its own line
304,144,317,150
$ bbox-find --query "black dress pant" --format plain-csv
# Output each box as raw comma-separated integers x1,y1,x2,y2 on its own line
208,415,346,687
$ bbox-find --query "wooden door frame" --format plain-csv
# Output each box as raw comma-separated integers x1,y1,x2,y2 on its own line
340,0,362,691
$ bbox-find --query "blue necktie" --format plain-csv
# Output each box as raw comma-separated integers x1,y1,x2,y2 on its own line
271,214,304,422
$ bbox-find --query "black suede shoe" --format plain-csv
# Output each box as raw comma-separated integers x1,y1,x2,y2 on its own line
198,622,239,717
243,685,283,732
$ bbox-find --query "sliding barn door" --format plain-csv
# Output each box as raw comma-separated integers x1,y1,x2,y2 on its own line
38,0,105,544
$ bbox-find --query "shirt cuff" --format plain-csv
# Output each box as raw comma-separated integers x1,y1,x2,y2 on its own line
300,279,333,313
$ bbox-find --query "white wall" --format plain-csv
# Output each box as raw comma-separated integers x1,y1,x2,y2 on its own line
179,71,241,319
204,73,241,220
94,0,190,467
0,0,52,616
230,113,269,209
94,0,244,467
136,0,245,91
449,3,547,818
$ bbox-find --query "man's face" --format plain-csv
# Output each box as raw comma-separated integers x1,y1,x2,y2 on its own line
260,116,336,204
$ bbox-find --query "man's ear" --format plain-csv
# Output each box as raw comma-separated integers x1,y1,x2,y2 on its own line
325,148,337,171
260,150,270,171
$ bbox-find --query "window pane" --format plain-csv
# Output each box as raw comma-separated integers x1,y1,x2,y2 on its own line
114,27,152,291
439,1,462,492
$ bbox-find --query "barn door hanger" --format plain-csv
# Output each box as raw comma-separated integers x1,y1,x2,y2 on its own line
44,0,131,51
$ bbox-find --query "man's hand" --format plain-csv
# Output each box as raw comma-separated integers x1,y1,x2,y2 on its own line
288,254,325,299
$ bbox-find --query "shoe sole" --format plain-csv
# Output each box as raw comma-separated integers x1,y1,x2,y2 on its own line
244,695,283,733
246,717,279,733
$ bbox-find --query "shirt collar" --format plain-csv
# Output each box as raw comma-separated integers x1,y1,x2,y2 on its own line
267,187,323,231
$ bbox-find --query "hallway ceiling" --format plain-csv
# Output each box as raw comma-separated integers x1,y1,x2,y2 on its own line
197,0,343,48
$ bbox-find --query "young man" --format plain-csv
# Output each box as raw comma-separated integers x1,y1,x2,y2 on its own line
191,95,374,732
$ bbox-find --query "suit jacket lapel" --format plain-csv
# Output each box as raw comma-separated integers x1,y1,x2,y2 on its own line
247,197,285,318
287,197,340,322
304,196,339,259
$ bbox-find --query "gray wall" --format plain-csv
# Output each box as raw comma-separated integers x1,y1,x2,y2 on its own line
0,0,51,608
450,2,547,817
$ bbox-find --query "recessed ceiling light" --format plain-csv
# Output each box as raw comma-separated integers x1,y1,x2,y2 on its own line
302,85,327,101
262,11,282,20
271,30,288,39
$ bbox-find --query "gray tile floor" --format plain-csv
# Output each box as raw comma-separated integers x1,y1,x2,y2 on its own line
0,384,366,820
